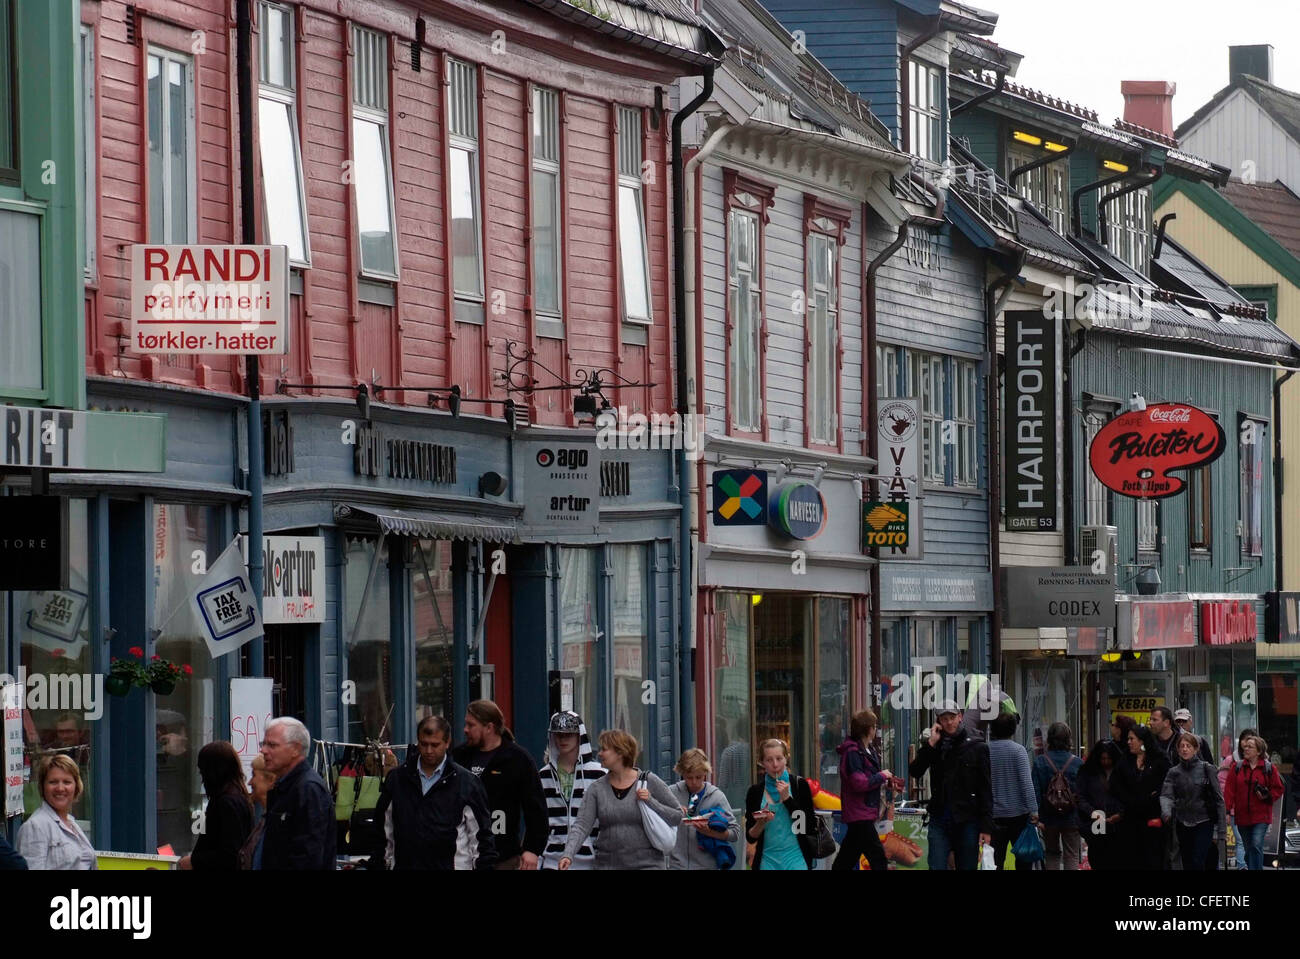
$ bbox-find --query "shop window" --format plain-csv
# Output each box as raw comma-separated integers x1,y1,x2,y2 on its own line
713,593,753,812
1188,464,1211,551
1019,658,1080,756
0,207,42,391
754,595,812,778
559,547,600,739
617,105,651,325
7,500,93,839
1258,672,1297,770
411,539,453,726
146,47,196,243
907,59,943,163
611,544,650,759
448,58,483,313
1240,418,1266,558
258,1,310,265
343,535,393,743
151,503,217,856
352,26,397,278
532,86,562,333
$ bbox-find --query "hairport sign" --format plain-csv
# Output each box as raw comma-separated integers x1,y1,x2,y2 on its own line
1004,311,1056,530
130,245,289,355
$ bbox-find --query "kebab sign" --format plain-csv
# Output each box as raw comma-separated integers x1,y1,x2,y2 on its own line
130,245,290,355
1088,402,1225,499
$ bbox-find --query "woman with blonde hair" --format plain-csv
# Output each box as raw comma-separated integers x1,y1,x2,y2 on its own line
17,755,96,870
668,748,740,870
744,739,818,870
558,729,682,870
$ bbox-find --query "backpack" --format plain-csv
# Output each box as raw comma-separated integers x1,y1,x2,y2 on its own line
1043,754,1078,815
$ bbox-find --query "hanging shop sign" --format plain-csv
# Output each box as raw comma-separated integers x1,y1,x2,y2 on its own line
1000,566,1115,628
24,589,90,658
256,536,325,624
1118,597,1197,650
1,405,167,472
1200,600,1258,645
1264,591,1300,643
1109,694,1165,726
130,244,289,355
0,495,68,591
767,482,828,540
879,567,994,612
1088,402,1226,499
520,439,601,528
862,500,909,551
189,540,264,658
712,469,768,527
3,681,22,815
875,397,923,560
1004,311,1057,530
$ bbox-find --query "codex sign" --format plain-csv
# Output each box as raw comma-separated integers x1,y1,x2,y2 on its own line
1000,566,1115,628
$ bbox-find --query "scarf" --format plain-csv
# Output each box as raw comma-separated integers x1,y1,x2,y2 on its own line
763,769,791,805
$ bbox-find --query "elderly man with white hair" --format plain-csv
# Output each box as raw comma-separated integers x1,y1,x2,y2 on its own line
257,717,336,870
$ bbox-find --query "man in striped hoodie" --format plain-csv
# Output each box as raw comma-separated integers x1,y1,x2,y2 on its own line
539,711,604,869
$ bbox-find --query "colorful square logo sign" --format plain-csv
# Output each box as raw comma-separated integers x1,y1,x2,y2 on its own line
712,469,767,526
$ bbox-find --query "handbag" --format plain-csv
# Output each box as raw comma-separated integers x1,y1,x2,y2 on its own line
801,778,837,859
637,773,678,854
1012,821,1045,865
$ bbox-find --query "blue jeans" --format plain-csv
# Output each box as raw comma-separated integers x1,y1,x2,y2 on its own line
1239,822,1269,871
1233,825,1246,869
1175,821,1214,871
928,819,979,871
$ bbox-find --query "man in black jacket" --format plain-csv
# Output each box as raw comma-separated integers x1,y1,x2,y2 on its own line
376,715,497,869
908,701,993,870
258,717,336,870
0,832,27,870
452,700,547,869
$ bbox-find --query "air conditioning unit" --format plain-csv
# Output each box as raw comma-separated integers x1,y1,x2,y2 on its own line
1079,525,1118,573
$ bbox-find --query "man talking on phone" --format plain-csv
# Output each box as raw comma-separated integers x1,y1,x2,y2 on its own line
908,701,994,870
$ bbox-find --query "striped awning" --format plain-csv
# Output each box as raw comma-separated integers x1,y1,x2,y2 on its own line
333,504,518,543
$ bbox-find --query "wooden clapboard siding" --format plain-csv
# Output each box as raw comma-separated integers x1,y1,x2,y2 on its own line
1180,87,1300,190
483,70,528,400
356,301,394,390
564,94,617,373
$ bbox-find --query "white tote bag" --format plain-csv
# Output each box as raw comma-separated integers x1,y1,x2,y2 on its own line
637,773,678,854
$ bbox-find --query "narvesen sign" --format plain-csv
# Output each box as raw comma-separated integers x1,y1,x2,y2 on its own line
130,244,289,355
1088,403,1225,498
768,482,827,540
1004,311,1057,530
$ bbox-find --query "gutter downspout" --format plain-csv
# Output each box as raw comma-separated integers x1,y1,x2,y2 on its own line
1275,368,1296,591
985,256,1022,676
951,72,1006,117
1063,322,1088,565
1097,167,1162,242
1071,169,1132,238
1009,146,1075,188
899,15,944,152
1152,212,1177,260
672,68,714,753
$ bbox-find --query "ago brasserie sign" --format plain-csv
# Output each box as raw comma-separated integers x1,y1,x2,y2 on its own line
1088,403,1225,499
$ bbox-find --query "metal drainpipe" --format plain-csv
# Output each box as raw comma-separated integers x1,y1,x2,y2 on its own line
1009,146,1075,188
985,256,1022,676
1071,169,1132,237
1152,212,1177,260
672,68,714,751
1063,323,1088,564
1096,167,1162,241
951,72,1006,117
1275,369,1297,590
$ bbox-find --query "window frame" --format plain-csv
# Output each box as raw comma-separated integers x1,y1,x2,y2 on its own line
953,358,978,488
803,194,850,451
616,105,652,326
145,45,198,245
447,57,483,313
79,23,96,281
1105,183,1152,274
1240,415,1267,559
0,0,18,185
723,169,774,438
1006,143,1068,235
0,198,45,396
257,1,311,268
1188,463,1212,552
907,59,944,163
1136,498,1160,555
1083,399,1118,528
530,85,562,336
351,25,399,281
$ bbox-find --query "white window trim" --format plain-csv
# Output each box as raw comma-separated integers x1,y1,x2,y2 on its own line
80,24,96,282
531,87,562,325
259,85,312,268
728,207,761,433
1241,418,1266,559
352,101,400,281
806,230,838,446
908,59,943,163
448,60,483,305
617,107,652,325
147,46,198,245
954,359,977,487
1137,499,1159,553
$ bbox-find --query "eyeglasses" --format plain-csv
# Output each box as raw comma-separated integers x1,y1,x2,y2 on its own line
260,740,286,750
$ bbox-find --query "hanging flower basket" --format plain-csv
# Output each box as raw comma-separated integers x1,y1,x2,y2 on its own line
104,674,132,697
151,678,177,696
109,647,192,696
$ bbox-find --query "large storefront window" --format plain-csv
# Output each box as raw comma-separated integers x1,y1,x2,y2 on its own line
1258,671,1297,767
411,539,453,727
815,597,851,794
344,536,393,743
1019,658,1080,755
611,544,650,761
152,503,217,856
7,501,94,838
559,548,600,739
713,593,752,811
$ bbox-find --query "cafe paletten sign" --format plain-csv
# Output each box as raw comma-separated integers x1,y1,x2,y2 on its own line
1200,600,1258,645
768,482,827,540
130,244,289,355
1088,402,1225,499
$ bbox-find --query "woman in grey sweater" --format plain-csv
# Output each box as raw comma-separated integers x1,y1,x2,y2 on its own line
559,729,682,870
668,749,740,870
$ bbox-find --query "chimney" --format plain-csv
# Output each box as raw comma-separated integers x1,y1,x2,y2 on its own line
1121,80,1176,139
1229,44,1273,84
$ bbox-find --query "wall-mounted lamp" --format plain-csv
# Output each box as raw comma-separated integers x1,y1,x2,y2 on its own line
1127,392,1147,413
1135,565,1162,596
773,460,791,485
1103,159,1130,174
1044,141,1069,153
478,471,508,497
1012,130,1043,146
811,465,826,488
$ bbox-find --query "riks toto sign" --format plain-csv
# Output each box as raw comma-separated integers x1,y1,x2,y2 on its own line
1088,403,1225,499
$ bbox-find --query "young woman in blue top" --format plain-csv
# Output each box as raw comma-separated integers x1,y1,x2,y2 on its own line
744,739,816,870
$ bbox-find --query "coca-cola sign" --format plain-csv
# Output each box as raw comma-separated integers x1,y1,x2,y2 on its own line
1088,402,1225,499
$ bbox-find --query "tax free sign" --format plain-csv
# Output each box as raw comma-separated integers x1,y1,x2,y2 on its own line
130,245,289,355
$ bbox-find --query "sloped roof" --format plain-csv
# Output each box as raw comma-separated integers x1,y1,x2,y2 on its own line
1176,74,1300,146
950,33,1022,75
1153,236,1250,307
1218,179,1300,259
525,0,725,65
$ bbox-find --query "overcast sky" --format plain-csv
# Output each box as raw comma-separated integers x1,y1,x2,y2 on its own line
981,0,1300,128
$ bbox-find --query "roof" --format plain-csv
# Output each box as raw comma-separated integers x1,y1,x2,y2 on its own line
1218,179,1300,259
1176,74,1300,146
524,0,726,66
893,0,998,34
949,33,1022,76
1153,236,1250,307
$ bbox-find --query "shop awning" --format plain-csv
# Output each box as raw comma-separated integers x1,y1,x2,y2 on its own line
334,504,519,543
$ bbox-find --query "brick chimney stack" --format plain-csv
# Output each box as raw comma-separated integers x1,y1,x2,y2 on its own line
1121,80,1176,139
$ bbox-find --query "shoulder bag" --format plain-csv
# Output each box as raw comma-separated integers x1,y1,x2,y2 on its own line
637,772,678,854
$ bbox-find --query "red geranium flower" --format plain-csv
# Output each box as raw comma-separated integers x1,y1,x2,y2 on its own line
129,646,144,658
182,664,193,676
151,655,161,661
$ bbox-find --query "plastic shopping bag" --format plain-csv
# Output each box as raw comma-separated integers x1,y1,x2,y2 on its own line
979,841,996,870
1012,821,1045,865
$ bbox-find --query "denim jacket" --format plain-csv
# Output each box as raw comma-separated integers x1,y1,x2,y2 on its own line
16,803,97,871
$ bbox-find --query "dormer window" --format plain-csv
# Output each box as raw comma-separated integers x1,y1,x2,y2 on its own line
1007,144,1068,235
1106,185,1152,274
907,60,944,163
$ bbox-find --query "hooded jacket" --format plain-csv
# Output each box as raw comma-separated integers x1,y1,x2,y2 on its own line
1160,757,1222,828
452,731,548,862
837,738,887,824
374,747,498,870
538,711,605,870
908,727,994,834
668,780,740,870
1223,759,1285,826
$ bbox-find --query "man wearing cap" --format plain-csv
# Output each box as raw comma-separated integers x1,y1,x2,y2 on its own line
1172,710,1214,764
909,701,994,870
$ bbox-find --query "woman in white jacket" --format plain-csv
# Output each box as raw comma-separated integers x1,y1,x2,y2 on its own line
17,755,96,870
538,711,605,869
668,749,740,870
